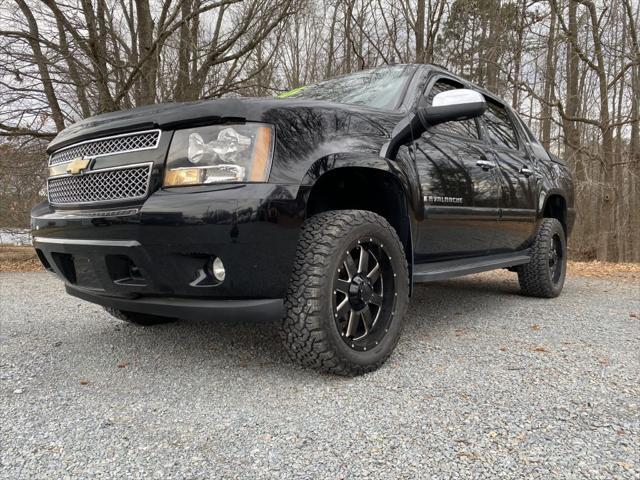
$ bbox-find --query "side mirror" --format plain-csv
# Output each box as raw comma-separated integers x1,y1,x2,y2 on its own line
381,88,486,160
418,89,486,127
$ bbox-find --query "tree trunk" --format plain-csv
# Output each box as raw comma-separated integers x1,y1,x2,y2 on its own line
511,0,527,108
541,11,556,150
80,0,116,112
415,0,425,63
175,0,191,101
326,3,339,78
15,0,65,131
576,0,616,261
135,0,157,106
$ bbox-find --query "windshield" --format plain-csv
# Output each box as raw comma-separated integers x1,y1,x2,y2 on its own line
279,65,416,110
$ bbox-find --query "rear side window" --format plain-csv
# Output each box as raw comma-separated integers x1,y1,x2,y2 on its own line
483,101,519,150
425,80,480,140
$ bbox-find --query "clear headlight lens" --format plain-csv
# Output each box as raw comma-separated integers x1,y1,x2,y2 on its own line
164,123,274,186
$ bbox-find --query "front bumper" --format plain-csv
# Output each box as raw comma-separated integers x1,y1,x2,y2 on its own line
32,183,305,318
67,284,283,320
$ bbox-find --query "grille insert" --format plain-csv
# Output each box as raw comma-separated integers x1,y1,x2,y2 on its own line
49,130,161,166
48,164,152,206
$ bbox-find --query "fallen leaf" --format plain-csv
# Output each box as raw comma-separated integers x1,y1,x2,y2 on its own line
567,261,640,282
499,347,508,352
456,451,478,460
117,363,128,369
533,346,549,353
531,324,541,331
598,357,609,365
616,460,633,469
79,380,89,385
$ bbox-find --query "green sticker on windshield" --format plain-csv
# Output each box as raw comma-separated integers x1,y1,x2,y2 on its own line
277,86,306,98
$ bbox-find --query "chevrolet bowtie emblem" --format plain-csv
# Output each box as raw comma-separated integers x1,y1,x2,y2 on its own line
66,157,91,175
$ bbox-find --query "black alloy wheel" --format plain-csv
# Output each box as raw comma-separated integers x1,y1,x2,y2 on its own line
333,239,396,351
548,233,563,284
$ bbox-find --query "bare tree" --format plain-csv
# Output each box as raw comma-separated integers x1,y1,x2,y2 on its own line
0,0,638,260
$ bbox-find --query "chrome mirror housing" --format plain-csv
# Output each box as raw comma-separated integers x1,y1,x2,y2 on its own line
420,88,487,126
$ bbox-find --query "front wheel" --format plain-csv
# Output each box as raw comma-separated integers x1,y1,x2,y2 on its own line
518,218,567,298
281,210,409,376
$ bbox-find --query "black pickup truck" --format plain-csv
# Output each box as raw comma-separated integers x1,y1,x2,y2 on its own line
31,64,574,375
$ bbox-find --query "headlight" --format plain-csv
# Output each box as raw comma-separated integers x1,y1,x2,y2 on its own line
164,123,274,186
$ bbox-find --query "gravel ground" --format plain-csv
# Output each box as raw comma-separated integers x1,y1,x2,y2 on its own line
1,271,638,479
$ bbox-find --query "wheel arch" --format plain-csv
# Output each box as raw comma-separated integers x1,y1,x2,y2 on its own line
540,191,568,236
302,161,415,286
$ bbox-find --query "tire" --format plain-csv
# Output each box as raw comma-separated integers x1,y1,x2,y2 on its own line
281,210,410,376
518,218,567,298
103,307,178,326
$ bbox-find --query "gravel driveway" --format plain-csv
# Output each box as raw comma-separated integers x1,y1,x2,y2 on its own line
1,271,638,479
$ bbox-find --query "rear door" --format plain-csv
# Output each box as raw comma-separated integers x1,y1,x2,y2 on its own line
480,99,537,251
413,77,501,262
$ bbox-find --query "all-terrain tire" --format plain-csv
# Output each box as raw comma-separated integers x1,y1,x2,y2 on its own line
281,210,409,376
518,218,567,298
104,307,177,326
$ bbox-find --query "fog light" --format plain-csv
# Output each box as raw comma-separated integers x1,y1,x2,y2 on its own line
211,257,225,282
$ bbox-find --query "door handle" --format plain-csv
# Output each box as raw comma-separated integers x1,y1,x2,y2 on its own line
476,159,496,170
519,166,534,177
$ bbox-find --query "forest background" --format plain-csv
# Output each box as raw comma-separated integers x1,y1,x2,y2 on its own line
1,0,638,261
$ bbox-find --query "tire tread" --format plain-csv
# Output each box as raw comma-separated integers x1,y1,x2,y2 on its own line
518,218,566,298
280,210,408,376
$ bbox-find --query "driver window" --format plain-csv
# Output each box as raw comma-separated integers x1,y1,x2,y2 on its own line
425,80,480,140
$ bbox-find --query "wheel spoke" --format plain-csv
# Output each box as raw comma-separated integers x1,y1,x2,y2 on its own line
345,310,358,338
369,292,383,307
367,262,380,283
358,245,369,274
336,296,350,318
344,254,357,280
335,279,351,294
360,306,372,334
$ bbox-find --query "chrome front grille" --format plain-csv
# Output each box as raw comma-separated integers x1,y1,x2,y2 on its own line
48,163,152,206
49,130,161,166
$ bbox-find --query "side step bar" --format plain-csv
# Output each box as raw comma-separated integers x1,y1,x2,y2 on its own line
413,251,531,283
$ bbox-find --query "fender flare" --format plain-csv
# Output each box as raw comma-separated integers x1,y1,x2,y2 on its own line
299,152,421,214
537,189,575,235
299,152,418,293
537,188,567,218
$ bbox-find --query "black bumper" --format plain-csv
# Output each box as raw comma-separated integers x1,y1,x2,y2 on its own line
32,183,305,318
67,284,283,320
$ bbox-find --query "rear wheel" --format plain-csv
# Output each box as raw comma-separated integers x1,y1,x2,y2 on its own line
104,307,177,326
281,210,409,376
518,218,567,298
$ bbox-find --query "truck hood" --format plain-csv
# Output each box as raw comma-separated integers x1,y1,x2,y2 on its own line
47,97,399,153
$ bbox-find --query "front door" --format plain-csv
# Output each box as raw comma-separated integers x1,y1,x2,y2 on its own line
413,78,501,263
